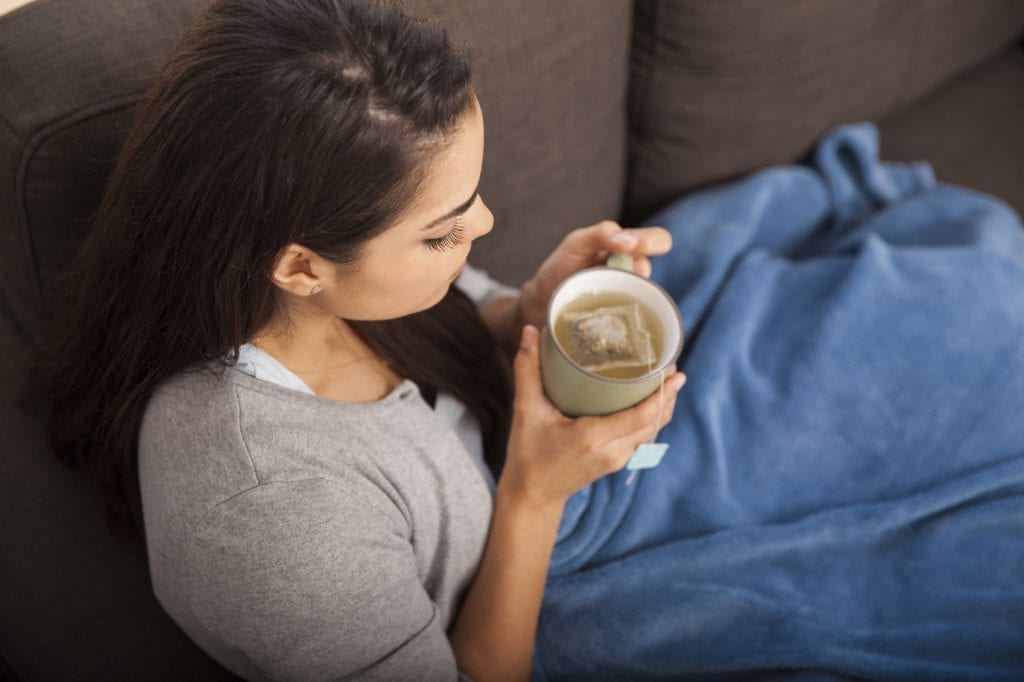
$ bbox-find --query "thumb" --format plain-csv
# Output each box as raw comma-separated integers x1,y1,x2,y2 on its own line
562,221,637,262
512,324,545,404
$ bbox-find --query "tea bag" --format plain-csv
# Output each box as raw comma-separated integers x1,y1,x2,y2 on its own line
562,302,656,373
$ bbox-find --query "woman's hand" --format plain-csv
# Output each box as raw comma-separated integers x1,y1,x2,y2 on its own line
453,324,684,681
498,325,686,508
518,220,673,330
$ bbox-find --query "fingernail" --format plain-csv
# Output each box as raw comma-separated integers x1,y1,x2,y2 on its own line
611,231,638,246
672,374,687,391
520,325,536,350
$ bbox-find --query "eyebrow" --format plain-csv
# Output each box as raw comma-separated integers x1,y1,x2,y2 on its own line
421,188,479,231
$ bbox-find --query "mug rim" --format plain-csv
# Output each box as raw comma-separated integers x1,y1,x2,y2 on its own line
545,266,685,385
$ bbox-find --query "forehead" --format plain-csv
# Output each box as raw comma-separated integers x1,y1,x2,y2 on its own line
392,100,485,230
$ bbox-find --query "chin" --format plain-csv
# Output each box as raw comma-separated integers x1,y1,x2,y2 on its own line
427,281,453,308
364,280,454,321
349,283,452,321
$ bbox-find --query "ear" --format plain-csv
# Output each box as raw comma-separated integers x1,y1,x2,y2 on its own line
269,244,330,297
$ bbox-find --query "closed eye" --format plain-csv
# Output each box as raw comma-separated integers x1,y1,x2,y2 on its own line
424,219,466,252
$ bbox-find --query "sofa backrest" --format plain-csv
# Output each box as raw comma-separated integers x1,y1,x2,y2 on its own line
625,0,1024,221
0,0,209,341
0,0,631,350
0,2,241,680
410,0,633,286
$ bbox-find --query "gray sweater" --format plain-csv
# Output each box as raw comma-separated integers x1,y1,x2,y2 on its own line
138,368,495,680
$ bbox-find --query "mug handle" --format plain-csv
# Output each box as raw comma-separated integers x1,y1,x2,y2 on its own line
605,252,634,272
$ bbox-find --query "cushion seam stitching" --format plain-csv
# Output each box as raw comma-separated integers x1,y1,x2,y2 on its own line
13,93,143,308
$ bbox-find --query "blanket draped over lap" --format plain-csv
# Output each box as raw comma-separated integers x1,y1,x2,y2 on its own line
532,124,1024,681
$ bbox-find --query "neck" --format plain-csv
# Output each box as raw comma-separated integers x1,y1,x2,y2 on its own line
252,302,367,369
250,302,402,402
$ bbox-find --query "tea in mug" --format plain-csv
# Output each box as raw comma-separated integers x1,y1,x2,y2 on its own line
554,292,662,379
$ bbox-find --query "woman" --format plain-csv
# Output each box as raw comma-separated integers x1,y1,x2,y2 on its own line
28,0,683,679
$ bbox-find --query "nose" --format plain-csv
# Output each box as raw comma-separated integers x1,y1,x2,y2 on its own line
466,197,494,243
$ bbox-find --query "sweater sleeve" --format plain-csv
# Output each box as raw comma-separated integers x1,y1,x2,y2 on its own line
182,477,461,681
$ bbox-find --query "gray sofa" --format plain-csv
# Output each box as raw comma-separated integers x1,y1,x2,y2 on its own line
2,1,1022,679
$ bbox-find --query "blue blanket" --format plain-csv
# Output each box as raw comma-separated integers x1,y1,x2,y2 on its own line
532,124,1024,681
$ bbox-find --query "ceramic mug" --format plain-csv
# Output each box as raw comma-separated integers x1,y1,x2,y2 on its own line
540,254,685,416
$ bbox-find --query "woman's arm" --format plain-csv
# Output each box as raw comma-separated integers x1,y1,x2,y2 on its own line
453,223,678,679
449,325,686,681
448,478,563,682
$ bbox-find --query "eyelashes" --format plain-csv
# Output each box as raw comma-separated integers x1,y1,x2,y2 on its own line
424,218,466,252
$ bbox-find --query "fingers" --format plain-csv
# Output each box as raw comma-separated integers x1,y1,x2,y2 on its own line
578,370,686,442
589,222,671,257
562,220,672,265
625,371,686,434
626,371,685,433
608,372,687,457
610,226,672,258
559,221,624,265
633,256,652,278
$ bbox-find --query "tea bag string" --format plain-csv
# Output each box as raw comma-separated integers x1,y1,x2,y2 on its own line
625,364,667,486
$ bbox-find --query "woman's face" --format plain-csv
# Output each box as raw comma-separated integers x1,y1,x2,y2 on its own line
320,97,493,321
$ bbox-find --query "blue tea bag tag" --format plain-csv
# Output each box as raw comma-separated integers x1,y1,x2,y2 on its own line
626,442,669,470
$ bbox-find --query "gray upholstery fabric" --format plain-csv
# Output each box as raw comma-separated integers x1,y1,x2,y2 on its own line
625,0,1024,221
410,0,633,286
880,46,1024,217
0,1,236,679
0,0,208,342
0,306,238,682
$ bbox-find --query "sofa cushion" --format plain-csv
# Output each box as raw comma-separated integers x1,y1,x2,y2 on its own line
410,0,633,285
0,298,237,681
625,0,1024,221
0,1,237,679
0,0,208,342
880,46,1024,218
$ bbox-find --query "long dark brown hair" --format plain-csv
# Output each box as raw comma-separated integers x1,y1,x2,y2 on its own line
24,0,512,537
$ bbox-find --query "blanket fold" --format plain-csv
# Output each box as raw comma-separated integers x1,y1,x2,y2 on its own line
534,124,1024,681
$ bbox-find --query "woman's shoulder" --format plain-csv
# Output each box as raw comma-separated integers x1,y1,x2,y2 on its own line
147,361,316,405
138,366,263,544
144,364,236,418
138,363,489,549
141,363,349,436
138,370,491,680
137,365,444,529
154,475,458,681
140,365,346,494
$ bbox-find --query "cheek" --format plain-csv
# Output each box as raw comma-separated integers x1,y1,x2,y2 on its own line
327,236,459,319
371,248,454,300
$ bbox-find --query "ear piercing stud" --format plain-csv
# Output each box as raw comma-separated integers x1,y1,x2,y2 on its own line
310,284,322,296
